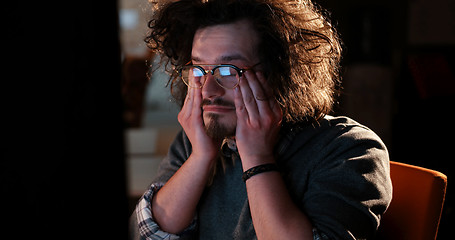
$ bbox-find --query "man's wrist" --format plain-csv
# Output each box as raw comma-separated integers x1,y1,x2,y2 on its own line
242,163,279,182
240,154,276,172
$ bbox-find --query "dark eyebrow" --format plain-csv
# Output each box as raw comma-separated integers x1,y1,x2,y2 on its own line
191,54,248,64
191,56,203,63
218,54,248,62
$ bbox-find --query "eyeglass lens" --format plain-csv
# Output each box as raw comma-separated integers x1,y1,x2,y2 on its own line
182,66,239,89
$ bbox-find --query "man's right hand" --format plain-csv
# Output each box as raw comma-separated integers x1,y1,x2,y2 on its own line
152,85,221,234
177,85,220,162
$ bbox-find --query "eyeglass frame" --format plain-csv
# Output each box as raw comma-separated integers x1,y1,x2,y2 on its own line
179,62,261,90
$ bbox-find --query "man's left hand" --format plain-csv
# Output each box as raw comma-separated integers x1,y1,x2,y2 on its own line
234,71,283,170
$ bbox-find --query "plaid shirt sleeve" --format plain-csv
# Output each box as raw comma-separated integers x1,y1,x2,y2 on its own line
135,183,197,240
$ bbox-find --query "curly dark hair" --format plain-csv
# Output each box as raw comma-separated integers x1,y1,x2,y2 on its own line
145,0,342,123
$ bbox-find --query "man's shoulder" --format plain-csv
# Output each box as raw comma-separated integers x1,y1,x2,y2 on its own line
323,115,373,131
295,115,382,142
321,115,385,146
278,115,387,161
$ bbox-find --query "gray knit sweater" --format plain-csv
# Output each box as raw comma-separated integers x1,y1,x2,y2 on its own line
130,116,392,240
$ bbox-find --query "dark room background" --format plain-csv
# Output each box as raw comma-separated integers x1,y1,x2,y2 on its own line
3,1,128,239
2,0,454,239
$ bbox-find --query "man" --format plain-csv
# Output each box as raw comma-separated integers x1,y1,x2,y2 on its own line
130,0,392,239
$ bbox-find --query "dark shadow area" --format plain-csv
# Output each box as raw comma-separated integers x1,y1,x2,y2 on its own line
3,1,128,239
315,0,454,239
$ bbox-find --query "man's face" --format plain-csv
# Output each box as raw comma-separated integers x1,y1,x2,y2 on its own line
191,20,260,140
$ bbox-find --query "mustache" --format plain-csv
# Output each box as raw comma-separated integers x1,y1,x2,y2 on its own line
201,98,235,108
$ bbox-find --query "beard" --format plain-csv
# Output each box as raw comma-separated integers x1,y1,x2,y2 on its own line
203,113,236,141
202,98,236,141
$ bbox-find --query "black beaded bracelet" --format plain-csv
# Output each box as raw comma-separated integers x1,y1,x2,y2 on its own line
242,163,279,182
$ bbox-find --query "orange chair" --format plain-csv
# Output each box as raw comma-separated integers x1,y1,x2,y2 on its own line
377,161,448,240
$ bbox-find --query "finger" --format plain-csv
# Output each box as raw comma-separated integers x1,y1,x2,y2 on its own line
254,71,283,118
253,73,283,128
254,71,275,107
238,73,260,121
255,71,273,99
244,71,271,115
192,85,203,119
270,100,283,123
181,87,193,117
234,83,248,122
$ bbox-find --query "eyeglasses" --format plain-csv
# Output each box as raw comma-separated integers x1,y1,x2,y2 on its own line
179,63,260,89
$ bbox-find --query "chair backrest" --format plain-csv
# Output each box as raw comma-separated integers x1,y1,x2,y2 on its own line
377,161,447,240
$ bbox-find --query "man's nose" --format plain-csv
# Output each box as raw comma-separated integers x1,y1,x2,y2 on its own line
201,74,224,99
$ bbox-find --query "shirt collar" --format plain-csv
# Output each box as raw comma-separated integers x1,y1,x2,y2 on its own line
221,138,238,158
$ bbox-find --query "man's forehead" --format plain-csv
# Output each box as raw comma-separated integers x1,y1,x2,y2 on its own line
191,20,260,64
